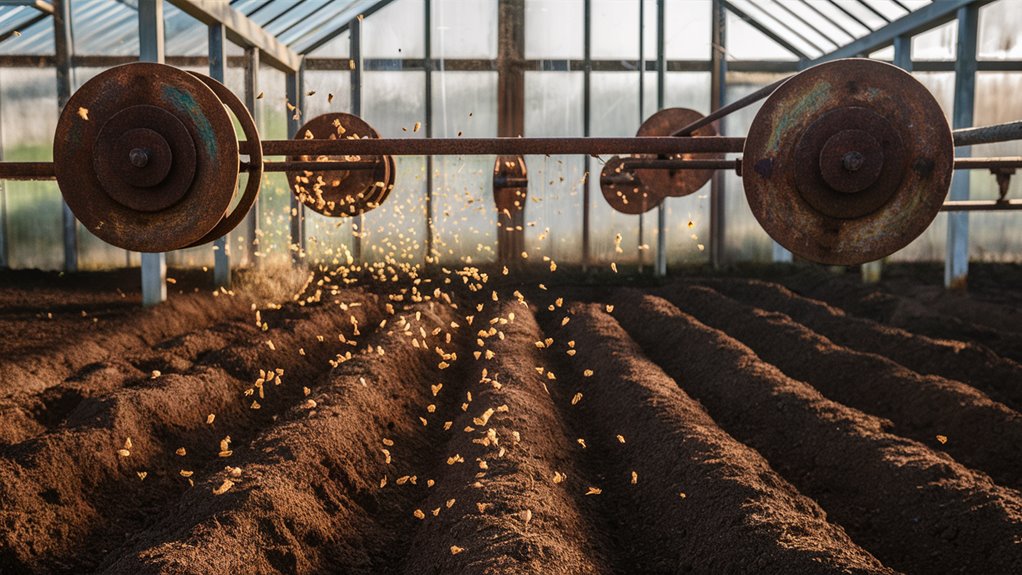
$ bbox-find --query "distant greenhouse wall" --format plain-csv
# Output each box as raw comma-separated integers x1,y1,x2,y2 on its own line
0,0,1019,271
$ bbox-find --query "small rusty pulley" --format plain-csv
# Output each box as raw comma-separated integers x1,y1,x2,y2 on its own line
54,63,250,252
286,113,394,217
600,156,663,215
634,107,721,197
742,58,954,265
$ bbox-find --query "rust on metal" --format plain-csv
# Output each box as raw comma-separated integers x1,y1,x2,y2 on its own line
53,62,238,253
742,58,954,266
0,162,56,179
260,136,747,157
600,156,663,215
493,155,527,264
285,112,392,218
183,71,263,248
634,107,722,198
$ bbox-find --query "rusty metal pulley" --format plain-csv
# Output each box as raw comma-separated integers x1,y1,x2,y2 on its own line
286,112,394,217
742,58,954,265
634,107,721,197
54,63,253,253
600,156,663,215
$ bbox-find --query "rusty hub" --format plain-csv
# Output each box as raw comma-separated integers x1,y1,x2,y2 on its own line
600,156,663,215
286,113,392,217
743,59,953,265
54,63,238,253
634,107,721,197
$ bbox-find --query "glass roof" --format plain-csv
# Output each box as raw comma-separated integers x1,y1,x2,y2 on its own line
0,0,940,61
0,0,381,56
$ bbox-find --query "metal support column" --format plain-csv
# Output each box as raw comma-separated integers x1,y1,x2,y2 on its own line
945,5,978,291
654,0,667,276
582,0,592,271
424,0,434,264
637,0,645,274
709,0,727,269
497,0,525,268
0,70,6,270
244,46,261,267
209,22,230,287
54,0,77,272
286,64,305,266
350,15,364,264
863,34,913,283
139,0,166,306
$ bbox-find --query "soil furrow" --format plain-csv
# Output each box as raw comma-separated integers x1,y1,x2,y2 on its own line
100,301,458,575
612,291,1022,575
782,274,1022,363
661,283,1022,490
0,314,259,446
702,277,1022,412
402,300,616,575
0,291,252,400
539,300,894,574
0,290,382,574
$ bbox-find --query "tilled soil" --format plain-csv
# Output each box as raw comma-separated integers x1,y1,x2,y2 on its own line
1,268,1021,574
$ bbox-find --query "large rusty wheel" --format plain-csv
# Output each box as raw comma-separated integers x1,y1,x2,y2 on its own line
634,107,720,197
742,58,954,265
54,63,239,253
286,113,392,217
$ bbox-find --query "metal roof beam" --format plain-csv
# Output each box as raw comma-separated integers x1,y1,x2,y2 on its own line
811,0,995,63
0,0,54,14
166,0,299,71
722,0,810,61
295,0,395,55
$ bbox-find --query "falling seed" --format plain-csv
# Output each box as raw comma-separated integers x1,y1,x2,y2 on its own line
585,487,602,495
413,509,426,520
450,546,464,556
431,383,443,396
77,107,89,120
413,121,421,133
124,437,133,450
176,447,187,456
116,449,131,457
577,438,587,449
616,434,626,444
207,414,216,425
137,471,148,481
180,470,193,478
679,492,687,499
213,479,235,495
610,262,618,273
256,91,264,99
571,392,583,405
936,434,948,445
583,369,594,377
446,498,456,508
605,304,615,313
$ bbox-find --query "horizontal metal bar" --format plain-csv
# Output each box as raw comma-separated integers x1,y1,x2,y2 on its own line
953,121,1022,147
257,137,748,157
0,162,55,180
940,200,1022,212
621,158,740,170
954,157,1022,170
246,160,382,172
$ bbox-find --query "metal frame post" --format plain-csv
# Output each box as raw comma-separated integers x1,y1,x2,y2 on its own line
139,0,167,307
424,0,434,264
0,69,6,270
654,0,667,276
209,22,230,287
497,0,525,268
945,4,978,291
54,0,77,272
286,64,306,266
709,0,727,269
863,34,913,283
582,0,591,271
244,46,261,267
350,15,364,264
637,0,645,273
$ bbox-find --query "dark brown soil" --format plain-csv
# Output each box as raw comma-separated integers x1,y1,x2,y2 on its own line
2,266,1021,574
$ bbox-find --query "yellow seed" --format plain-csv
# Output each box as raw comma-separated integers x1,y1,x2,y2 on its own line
413,509,425,519
219,450,233,458
180,470,193,478
446,498,455,508
577,438,587,449
616,434,626,444
116,449,131,457
207,414,216,425
123,437,133,450
150,370,161,379
213,479,234,495
679,492,687,499
631,471,638,484
176,447,187,456
77,107,89,120
137,471,148,481
585,486,602,495
936,434,948,445
571,392,583,405
605,304,615,313
450,546,464,555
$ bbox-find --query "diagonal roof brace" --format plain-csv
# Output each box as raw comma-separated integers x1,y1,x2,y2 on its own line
166,0,300,71
811,0,996,64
